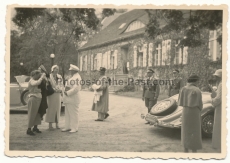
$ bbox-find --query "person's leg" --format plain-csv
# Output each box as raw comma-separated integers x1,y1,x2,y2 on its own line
192,149,197,153
69,104,79,132
145,98,149,111
55,113,60,129
104,112,109,119
27,127,35,136
145,98,150,124
184,148,189,153
49,122,54,130
62,104,71,131
96,112,105,121
27,97,39,135
149,98,157,112
33,125,42,133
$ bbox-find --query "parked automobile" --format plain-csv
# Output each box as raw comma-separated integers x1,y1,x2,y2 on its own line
10,75,30,105
145,92,214,138
10,75,65,112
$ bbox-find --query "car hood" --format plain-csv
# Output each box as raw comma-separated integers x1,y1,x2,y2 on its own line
20,82,28,88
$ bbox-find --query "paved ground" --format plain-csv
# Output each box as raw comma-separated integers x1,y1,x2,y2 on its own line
9,91,218,152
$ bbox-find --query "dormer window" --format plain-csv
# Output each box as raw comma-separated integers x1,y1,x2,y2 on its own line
119,23,126,29
124,20,145,33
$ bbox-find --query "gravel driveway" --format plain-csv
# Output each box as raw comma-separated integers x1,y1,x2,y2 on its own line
9,91,218,153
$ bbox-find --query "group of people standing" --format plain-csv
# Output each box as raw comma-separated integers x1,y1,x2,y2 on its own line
142,68,222,153
178,69,222,153
27,65,63,135
27,64,110,136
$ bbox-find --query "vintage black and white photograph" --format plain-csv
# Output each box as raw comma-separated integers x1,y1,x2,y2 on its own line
5,5,227,158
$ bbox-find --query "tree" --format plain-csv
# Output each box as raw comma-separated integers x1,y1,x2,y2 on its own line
11,8,102,78
145,10,222,47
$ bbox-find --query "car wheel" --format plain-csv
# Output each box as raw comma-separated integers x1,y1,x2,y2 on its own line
21,90,29,105
150,98,177,116
201,113,214,138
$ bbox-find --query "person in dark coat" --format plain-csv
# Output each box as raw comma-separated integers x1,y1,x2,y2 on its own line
178,74,203,153
142,68,160,124
38,65,49,119
168,69,183,97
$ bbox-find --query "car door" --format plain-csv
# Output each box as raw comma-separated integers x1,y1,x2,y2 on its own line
10,83,21,105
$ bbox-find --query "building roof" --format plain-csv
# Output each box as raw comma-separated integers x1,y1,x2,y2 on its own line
101,13,123,30
79,9,149,51
79,9,191,51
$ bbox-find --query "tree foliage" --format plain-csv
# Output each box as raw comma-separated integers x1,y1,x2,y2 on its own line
145,10,222,47
11,8,105,80
101,8,117,19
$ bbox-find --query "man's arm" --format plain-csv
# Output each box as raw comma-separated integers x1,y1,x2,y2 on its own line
30,75,44,86
155,84,160,99
66,77,81,96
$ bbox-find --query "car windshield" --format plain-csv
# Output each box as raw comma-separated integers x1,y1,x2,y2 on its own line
15,75,30,84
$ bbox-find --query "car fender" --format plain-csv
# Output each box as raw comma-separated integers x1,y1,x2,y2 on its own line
201,103,214,117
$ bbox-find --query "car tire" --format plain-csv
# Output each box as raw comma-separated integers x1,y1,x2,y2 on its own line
201,113,214,138
21,90,29,105
150,98,177,116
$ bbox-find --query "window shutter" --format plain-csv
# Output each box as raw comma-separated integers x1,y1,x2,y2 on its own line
179,47,182,64
85,55,87,71
133,46,137,67
148,43,153,67
162,40,166,65
157,44,161,66
166,40,171,65
183,47,188,64
91,54,94,70
107,51,111,69
80,56,83,71
143,44,147,67
114,50,118,69
97,53,102,70
105,52,108,68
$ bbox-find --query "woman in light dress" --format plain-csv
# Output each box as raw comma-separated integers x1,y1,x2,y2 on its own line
27,70,46,136
211,69,222,151
45,65,63,130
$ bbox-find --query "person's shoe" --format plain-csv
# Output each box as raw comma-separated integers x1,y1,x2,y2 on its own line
48,126,54,131
27,130,35,136
32,128,42,133
145,122,150,124
61,128,71,132
95,119,103,121
69,130,78,133
104,113,110,119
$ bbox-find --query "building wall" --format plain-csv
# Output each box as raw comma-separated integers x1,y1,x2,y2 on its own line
79,31,222,90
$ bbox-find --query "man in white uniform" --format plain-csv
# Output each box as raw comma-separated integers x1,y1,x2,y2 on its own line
62,64,81,133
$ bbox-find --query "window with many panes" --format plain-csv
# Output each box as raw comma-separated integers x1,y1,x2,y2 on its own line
138,52,143,67
209,30,221,61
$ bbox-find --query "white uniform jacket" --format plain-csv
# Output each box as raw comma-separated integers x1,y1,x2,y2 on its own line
63,73,81,105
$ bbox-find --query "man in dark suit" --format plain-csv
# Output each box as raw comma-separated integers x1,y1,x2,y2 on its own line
168,69,184,97
142,68,160,124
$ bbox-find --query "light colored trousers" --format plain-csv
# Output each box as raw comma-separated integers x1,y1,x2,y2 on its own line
64,103,79,131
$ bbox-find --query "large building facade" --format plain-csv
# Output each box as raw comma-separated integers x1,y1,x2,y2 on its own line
78,9,222,90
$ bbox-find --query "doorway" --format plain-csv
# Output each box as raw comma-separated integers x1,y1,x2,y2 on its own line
121,46,129,74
